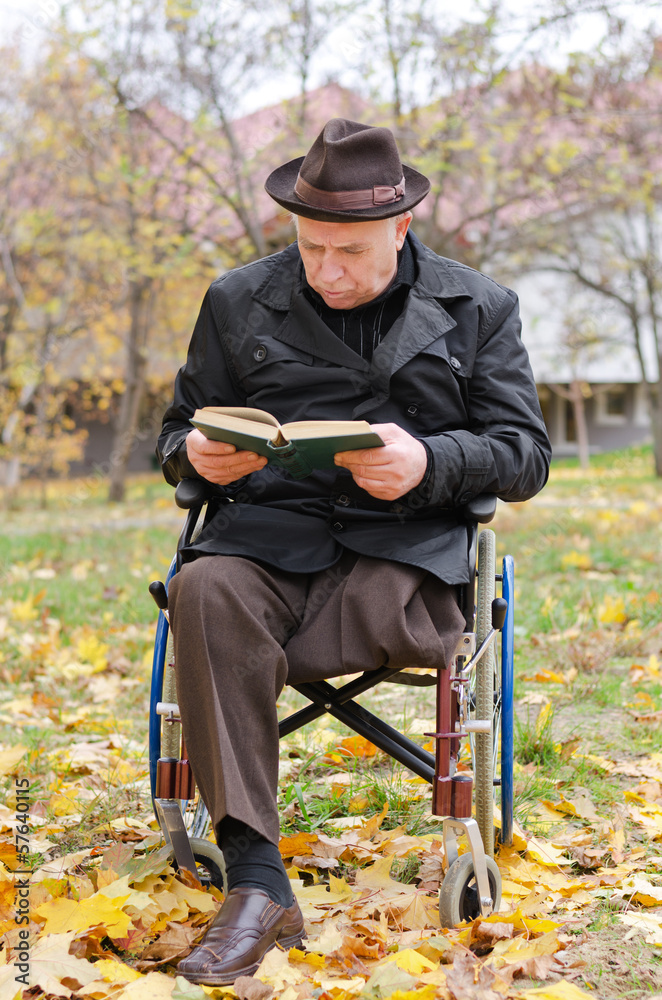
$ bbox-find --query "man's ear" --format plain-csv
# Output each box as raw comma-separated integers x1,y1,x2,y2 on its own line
395,212,413,250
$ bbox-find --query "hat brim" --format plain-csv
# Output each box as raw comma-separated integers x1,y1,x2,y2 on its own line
265,156,431,223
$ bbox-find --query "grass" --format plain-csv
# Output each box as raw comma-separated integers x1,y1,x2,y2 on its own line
514,703,558,768
4,451,662,1000
279,751,435,837
1,446,662,851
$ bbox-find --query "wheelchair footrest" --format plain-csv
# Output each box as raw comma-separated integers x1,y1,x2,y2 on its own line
433,774,473,818
156,757,196,800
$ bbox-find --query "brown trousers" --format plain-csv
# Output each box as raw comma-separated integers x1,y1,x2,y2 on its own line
168,552,465,845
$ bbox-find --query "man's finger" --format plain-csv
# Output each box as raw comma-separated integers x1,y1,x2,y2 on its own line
334,448,390,467
225,455,267,472
197,437,236,453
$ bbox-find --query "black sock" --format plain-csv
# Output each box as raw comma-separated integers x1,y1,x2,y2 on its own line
217,817,294,908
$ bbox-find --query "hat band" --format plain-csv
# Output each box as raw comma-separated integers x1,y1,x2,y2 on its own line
294,174,405,211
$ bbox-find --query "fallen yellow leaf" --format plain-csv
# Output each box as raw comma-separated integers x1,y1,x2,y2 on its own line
526,837,573,867
597,594,627,625
354,853,402,892
313,976,365,995
279,831,318,858
384,949,438,975
561,551,592,570
0,746,27,778
495,929,560,966
619,910,662,946
288,947,326,968
113,971,177,997
35,892,132,939
521,669,567,683
92,959,143,984
324,735,378,762
520,980,595,998
388,987,439,1000
615,875,662,907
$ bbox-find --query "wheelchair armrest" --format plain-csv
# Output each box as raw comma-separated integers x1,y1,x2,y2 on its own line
460,494,497,524
175,478,222,510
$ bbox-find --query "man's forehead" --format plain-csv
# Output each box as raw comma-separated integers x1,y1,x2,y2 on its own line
295,215,392,248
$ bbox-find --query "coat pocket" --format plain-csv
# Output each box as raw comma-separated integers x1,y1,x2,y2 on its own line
237,338,315,380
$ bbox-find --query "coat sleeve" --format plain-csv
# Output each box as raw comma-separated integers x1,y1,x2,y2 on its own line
414,290,551,509
156,289,246,487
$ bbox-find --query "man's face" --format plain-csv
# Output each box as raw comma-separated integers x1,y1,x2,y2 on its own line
297,213,412,310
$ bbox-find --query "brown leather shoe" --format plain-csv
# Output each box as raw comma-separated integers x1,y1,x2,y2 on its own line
177,887,305,986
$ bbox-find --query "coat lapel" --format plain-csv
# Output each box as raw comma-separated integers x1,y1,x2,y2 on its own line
353,237,472,418
275,293,370,372
383,236,472,376
252,242,370,372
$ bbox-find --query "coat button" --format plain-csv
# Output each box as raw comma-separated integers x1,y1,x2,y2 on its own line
332,521,344,531
253,345,267,361
407,404,419,416
450,356,461,370
336,494,351,506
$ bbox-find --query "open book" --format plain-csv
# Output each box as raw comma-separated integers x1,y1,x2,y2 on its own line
190,406,384,479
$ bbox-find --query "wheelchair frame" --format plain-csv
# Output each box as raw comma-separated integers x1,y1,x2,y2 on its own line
148,480,515,926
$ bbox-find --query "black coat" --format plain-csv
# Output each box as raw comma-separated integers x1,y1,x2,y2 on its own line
157,233,551,584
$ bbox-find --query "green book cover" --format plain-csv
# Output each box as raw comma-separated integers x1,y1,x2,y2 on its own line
190,407,384,480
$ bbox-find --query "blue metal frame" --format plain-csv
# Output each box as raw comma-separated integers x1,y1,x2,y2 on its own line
149,555,178,801
500,554,515,846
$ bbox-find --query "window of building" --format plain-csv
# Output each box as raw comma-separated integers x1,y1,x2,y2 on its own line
595,386,628,425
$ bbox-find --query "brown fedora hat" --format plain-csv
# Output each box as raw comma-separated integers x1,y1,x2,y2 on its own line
265,118,430,223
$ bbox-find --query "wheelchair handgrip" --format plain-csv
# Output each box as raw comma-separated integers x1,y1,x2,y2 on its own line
461,494,497,523
491,597,507,630
149,580,168,611
175,478,222,509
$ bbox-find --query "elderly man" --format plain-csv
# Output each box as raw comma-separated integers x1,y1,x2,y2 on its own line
157,119,551,985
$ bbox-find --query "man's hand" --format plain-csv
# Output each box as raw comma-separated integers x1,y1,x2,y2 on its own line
334,423,428,501
186,429,268,485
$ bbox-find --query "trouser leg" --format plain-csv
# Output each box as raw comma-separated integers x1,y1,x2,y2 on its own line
168,555,309,846
285,554,465,683
168,552,465,846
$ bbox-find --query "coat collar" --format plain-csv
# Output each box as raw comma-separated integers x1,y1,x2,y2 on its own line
252,232,471,310
276,293,370,372
250,232,473,390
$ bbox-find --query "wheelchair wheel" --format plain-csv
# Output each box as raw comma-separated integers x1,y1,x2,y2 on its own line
474,529,497,858
168,836,226,893
438,852,501,927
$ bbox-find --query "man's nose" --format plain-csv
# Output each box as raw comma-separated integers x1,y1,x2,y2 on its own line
318,253,344,284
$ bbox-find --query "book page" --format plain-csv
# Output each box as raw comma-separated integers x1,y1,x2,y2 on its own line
192,411,278,443
197,406,282,429
281,419,379,440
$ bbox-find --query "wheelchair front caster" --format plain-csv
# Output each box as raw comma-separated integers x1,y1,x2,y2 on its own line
167,836,226,893
438,853,502,927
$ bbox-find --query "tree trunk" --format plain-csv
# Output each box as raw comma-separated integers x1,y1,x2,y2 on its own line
107,277,152,502
570,380,590,471
550,381,591,470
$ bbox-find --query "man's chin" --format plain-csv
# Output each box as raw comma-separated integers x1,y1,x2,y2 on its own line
319,290,358,309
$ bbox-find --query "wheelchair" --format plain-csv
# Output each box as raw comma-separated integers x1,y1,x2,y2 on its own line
148,479,515,928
